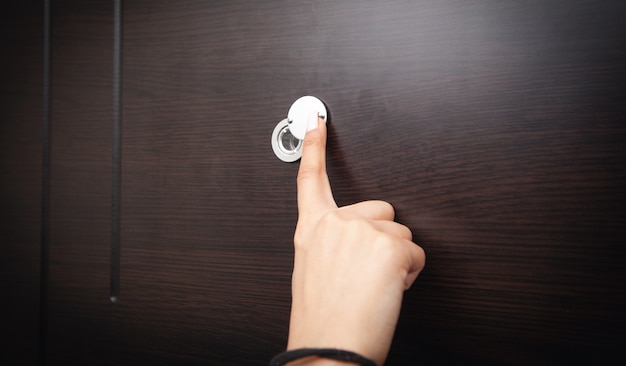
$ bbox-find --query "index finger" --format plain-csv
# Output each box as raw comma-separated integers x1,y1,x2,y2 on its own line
297,115,337,216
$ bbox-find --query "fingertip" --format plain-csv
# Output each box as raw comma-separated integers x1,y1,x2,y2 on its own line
306,113,320,133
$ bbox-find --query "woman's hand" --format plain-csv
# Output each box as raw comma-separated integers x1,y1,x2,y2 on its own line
287,114,426,366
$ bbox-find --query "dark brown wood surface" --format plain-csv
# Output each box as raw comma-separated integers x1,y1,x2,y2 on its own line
44,1,117,365
0,2,43,365
2,1,625,365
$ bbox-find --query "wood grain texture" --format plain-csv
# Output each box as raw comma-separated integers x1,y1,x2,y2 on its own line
119,1,626,365
0,2,43,365
2,0,616,365
45,1,117,365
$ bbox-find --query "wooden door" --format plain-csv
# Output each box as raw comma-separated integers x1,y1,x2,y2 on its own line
1,2,43,365
2,1,625,365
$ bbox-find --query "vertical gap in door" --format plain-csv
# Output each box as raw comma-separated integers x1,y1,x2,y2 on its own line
111,0,122,303
39,0,51,364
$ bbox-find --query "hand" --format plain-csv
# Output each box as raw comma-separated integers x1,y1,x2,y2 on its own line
287,114,426,366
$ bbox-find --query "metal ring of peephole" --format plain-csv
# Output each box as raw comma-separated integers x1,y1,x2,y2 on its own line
271,118,302,162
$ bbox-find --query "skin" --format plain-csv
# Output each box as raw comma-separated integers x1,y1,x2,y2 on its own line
286,115,426,366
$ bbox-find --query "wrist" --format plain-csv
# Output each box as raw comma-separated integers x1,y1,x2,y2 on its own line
271,348,376,366
285,358,359,366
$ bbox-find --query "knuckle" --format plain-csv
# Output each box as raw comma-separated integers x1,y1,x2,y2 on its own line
380,201,395,217
293,216,311,249
416,245,426,267
380,201,396,221
293,222,310,251
317,209,341,227
293,232,305,250
401,225,413,241
296,165,323,184
302,133,325,149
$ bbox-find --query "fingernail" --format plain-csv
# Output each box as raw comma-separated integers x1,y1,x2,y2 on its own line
306,112,319,132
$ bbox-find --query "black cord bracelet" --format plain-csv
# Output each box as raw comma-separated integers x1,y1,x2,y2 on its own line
270,348,377,366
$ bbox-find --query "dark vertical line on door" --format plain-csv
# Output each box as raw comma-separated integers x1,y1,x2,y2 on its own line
39,0,51,364
111,0,122,303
